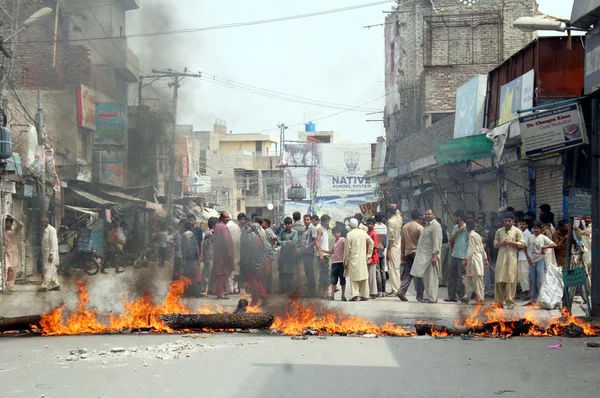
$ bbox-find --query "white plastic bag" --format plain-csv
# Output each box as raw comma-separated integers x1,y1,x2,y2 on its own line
538,263,563,310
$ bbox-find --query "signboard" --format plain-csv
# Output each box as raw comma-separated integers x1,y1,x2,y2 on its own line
519,104,588,157
97,151,125,187
454,75,487,138
283,143,376,198
498,70,534,125
567,188,591,218
76,84,96,131
95,103,126,145
359,202,378,217
585,29,600,94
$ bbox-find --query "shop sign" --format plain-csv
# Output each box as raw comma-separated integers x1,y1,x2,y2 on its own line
498,70,534,125
519,103,588,157
76,84,96,131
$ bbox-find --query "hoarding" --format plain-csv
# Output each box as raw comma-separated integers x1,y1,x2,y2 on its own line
95,103,126,145
454,75,487,138
519,103,588,157
98,151,125,187
282,143,376,198
498,70,534,125
585,29,600,94
76,84,96,131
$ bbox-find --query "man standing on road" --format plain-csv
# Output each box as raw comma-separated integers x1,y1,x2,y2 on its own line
344,218,374,301
446,210,468,303
373,212,387,296
213,212,234,300
102,223,124,275
461,221,488,305
398,209,424,302
226,217,241,294
366,217,380,299
410,209,442,303
315,214,332,298
291,212,305,288
39,217,60,292
552,220,569,267
301,214,317,297
386,204,403,297
494,212,525,309
517,218,532,300
3,215,23,293
277,217,298,294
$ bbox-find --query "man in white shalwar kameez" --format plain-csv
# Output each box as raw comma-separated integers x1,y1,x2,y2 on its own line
461,221,488,304
227,219,241,294
344,218,374,301
385,205,403,296
410,209,442,303
39,217,60,292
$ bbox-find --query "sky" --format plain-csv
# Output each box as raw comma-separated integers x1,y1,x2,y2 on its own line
127,0,575,144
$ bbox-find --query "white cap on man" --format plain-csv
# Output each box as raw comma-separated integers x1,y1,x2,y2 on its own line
349,218,359,228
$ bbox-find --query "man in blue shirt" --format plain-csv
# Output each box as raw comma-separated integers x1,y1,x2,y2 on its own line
445,210,468,302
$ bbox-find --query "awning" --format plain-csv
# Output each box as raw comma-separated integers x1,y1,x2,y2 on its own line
69,187,116,207
435,134,494,164
100,189,166,217
64,205,100,217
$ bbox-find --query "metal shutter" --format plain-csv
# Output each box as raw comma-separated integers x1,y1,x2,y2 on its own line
505,167,528,213
535,159,564,221
10,196,36,277
481,178,499,216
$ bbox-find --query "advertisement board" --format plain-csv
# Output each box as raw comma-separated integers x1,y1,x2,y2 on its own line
98,151,125,187
95,103,126,145
585,29,600,94
282,143,376,198
519,103,588,157
454,75,487,138
498,70,534,125
76,84,96,131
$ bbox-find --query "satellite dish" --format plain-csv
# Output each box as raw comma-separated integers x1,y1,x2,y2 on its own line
267,203,274,210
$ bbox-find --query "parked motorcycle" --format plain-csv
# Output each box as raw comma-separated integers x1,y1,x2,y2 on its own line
59,248,103,276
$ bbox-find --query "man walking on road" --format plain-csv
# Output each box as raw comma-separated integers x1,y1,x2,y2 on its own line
39,217,60,292
344,218,374,301
446,210,468,303
410,209,442,303
315,214,332,298
398,209,424,302
386,205,403,296
494,212,525,309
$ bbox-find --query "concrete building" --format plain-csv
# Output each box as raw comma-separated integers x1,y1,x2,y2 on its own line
195,123,282,219
297,130,339,144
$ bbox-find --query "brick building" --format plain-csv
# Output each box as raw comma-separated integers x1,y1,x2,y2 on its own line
384,0,536,168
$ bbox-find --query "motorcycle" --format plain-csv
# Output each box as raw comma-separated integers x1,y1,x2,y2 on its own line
59,248,103,276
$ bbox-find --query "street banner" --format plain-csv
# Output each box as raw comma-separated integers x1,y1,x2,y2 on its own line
76,84,96,131
519,103,588,157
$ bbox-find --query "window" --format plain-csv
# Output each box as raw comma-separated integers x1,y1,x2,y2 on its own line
255,141,263,154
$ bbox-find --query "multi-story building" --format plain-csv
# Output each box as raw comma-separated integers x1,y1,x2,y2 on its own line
196,123,282,220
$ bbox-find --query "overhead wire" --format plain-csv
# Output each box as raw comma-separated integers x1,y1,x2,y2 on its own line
18,0,396,44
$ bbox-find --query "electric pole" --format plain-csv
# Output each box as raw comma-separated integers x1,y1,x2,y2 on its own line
151,69,201,220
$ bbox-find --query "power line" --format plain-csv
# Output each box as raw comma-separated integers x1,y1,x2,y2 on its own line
200,72,380,112
18,1,395,44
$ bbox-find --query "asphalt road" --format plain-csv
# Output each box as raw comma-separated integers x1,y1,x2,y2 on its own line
1,333,599,398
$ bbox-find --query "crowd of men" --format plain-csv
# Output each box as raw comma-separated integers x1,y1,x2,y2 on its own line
16,201,590,309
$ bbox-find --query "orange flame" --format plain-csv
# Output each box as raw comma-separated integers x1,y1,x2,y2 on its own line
270,301,412,336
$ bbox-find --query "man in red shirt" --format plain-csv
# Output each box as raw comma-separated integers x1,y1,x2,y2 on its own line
367,218,380,299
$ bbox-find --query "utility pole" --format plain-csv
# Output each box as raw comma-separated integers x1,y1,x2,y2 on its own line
278,123,287,162
36,89,45,273
151,69,201,220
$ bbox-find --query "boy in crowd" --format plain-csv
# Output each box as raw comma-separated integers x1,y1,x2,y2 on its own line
330,226,347,301
524,221,557,306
